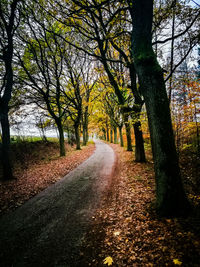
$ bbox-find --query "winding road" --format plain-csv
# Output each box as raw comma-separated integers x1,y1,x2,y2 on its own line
0,141,116,267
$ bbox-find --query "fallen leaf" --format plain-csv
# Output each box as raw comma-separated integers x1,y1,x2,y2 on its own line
173,259,182,265
103,256,113,266
113,231,121,236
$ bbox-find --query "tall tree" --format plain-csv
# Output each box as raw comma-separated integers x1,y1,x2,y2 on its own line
128,0,190,216
0,0,22,179
18,9,67,156
55,0,146,158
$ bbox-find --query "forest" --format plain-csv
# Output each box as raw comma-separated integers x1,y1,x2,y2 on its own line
0,0,200,266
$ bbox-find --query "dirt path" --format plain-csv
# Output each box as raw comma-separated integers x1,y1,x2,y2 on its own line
0,141,116,267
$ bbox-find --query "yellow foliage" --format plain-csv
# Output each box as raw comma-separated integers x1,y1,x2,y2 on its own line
173,259,182,265
103,256,113,266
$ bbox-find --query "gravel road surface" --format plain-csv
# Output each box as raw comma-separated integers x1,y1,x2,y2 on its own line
0,141,115,267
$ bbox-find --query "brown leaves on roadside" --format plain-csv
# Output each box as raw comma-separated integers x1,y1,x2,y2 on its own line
80,144,200,266
0,142,95,215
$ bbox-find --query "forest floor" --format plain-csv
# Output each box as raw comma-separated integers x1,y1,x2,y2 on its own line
0,140,95,216
79,144,200,267
0,141,200,266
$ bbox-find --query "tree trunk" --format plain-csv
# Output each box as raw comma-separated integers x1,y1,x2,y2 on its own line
41,127,48,142
0,107,14,180
74,124,81,150
118,125,124,147
124,113,133,151
82,109,89,146
130,0,190,216
133,121,146,162
110,129,113,143
57,120,65,156
83,125,87,146
114,126,117,144
102,128,106,140
106,126,109,141
85,126,89,144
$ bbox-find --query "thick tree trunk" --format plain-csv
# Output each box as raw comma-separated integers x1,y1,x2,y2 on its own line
74,124,81,150
110,129,113,143
133,121,146,162
130,0,190,216
114,126,117,144
118,125,124,147
124,113,133,151
57,120,65,156
0,0,20,180
0,106,14,180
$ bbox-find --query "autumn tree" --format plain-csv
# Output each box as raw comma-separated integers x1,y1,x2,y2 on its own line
81,60,97,146
128,0,190,216
98,74,125,146
18,6,67,156
0,0,23,180
53,0,146,160
62,50,84,150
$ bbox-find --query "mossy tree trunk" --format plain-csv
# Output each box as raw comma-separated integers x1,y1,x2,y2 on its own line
129,63,146,162
133,119,146,162
129,0,190,216
133,121,146,162
124,113,133,151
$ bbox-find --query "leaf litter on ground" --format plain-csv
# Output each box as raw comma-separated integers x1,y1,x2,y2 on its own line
79,143,200,266
0,141,95,216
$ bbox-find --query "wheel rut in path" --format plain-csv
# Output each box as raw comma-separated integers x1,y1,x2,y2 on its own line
0,141,116,267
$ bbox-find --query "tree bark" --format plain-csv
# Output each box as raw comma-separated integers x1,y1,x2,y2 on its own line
130,0,190,216
56,120,65,156
114,126,117,144
74,124,81,150
129,63,146,161
118,125,124,147
124,113,133,151
82,108,89,146
102,128,106,140
110,129,113,143
83,125,87,146
0,31,14,180
106,127,109,141
106,120,109,141
133,121,146,162
0,106,14,179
